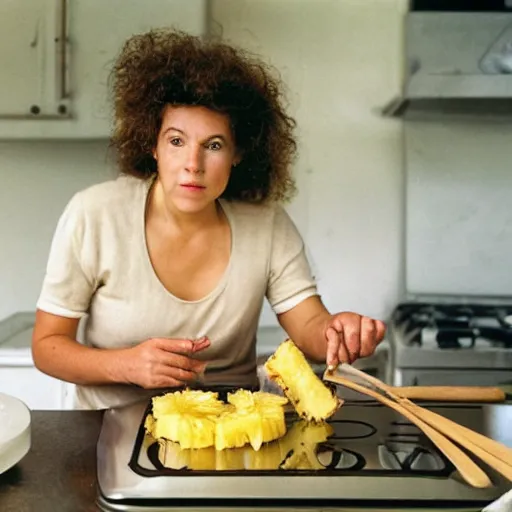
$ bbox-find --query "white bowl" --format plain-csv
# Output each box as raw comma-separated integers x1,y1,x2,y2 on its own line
0,392,31,474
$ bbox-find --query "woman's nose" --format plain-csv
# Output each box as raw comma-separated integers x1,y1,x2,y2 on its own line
185,145,204,174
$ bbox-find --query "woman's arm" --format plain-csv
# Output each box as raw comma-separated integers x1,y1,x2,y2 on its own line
32,310,208,388
277,295,385,367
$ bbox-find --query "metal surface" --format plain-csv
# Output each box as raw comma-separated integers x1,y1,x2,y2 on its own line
387,303,512,388
381,12,512,119
97,396,512,510
96,501,489,512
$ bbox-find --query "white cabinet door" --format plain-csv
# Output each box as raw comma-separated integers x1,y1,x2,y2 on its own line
0,0,70,119
69,0,207,138
0,0,206,139
0,367,69,410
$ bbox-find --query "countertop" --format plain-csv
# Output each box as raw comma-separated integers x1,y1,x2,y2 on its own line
0,410,103,512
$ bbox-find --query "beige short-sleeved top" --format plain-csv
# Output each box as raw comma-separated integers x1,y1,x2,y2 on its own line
37,175,318,409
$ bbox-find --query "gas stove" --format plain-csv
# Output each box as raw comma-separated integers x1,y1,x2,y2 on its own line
388,302,512,387
96,388,511,511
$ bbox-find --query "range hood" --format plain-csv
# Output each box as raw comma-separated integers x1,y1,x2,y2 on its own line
384,10,512,119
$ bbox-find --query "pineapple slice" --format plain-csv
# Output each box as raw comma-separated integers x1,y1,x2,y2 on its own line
149,390,226,449
265,339,343,421
146,388,289,452
215,390,288,451
215,405,254,450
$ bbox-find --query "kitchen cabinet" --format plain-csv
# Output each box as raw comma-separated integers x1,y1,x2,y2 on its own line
0,367,72,410
0,312,73,410
0,0,207,139
0,0,69,120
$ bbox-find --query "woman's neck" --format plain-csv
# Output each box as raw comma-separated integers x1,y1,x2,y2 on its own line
147,179,222,236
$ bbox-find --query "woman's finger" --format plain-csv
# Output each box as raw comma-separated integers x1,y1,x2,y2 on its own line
156,350,205,374
192,336,211,352
360,317,377,358
342,316,362,363
152,376,186,388
155,337,194,354
375,320,386,343
334,327,351,366
157,363,198,383
326,327,340,370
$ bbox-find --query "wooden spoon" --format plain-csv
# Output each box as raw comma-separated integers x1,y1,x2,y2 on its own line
325,364,512,480
323,370,493,488
402,400,512,481
395,386,505,403
339,365,512,470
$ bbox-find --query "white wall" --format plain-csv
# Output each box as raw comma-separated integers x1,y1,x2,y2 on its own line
405,120,512,298
0,0,406,325
0,141,114,320
211,0,406,324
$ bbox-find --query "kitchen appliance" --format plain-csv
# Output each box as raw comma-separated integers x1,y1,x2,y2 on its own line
96,388,512,511
382,1,512,119
0,392,31,474
388,302,512,387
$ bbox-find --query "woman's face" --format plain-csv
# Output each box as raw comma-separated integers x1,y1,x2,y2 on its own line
153,105,239,214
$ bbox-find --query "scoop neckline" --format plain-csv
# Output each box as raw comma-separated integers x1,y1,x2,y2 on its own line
139,176,235,304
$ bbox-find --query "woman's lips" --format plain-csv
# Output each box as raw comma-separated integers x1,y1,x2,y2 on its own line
180,183,206,191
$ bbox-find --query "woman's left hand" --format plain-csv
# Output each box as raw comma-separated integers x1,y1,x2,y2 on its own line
325,312,386,369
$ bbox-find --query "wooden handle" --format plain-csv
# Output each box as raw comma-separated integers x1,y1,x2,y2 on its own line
323,372,492,488
401,401,512,481
396,386,506,402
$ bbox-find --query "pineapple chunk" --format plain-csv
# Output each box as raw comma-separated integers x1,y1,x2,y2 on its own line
216,390,288,450
215,405,254,450
149,390,226,449
146,388,289,451
265,339,342,421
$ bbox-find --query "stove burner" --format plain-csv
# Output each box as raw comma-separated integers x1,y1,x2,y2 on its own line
393,302,512,349
378,443,447,472
316,446,365,470
329,420,377,440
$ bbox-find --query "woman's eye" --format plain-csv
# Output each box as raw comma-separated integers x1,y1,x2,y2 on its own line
208,141,222,151
170,137,182,146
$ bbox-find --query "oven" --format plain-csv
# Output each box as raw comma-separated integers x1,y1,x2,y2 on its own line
387,301,512,388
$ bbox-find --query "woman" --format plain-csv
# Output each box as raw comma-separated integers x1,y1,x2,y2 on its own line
32,29,385,410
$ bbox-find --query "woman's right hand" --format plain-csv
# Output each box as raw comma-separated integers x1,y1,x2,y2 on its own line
120,336,210,389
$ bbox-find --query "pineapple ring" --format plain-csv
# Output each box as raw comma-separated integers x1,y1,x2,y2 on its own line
145,388,289,451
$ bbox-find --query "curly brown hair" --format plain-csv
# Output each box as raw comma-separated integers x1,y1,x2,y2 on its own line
109,28,297,203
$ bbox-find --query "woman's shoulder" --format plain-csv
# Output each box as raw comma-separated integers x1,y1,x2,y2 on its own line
72,174,150,215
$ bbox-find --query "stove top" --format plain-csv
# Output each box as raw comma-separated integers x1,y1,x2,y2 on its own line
389,302,512,371
97,390,512,511
393,303,512,350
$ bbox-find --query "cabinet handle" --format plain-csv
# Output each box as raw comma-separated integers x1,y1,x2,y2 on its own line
56,0,70,102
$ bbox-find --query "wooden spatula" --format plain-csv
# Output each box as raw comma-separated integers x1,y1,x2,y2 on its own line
393,385,506,402
324,364,512,485
323,368,493,488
